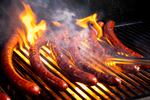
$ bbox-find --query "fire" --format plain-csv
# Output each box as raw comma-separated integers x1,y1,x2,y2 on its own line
19,3,46,45
76,13,103,39
51,21,62,27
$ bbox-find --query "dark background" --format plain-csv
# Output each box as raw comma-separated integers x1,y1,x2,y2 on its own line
0,0,149,48
89,0,149,23
0,0,149,25
0,0,148,22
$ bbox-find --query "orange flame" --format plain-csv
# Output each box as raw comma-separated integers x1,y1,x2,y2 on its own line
19,3,46,45
76,13,103,39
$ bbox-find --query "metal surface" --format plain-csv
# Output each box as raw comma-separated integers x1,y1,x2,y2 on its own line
106,57,150,65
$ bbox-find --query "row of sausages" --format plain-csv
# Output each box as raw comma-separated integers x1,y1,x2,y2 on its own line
0,20,149,98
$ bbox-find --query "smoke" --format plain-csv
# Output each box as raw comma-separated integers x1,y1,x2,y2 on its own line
0,0,108,64
0,0,22,49
24,0,90,20
23,0,108,64
23,0,90,40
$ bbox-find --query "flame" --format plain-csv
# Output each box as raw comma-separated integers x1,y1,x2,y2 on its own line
76,13,103,39
19,3,46,45
51,21,62,27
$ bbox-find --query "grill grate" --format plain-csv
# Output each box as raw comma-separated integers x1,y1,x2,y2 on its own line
1,22,150,100
115,22,150,57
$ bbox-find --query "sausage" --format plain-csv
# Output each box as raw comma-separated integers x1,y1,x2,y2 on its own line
103,20,150,69
86,22,140,73
102,21,141,71
0,93,11,100
51,45,97,85
116,64,140,73
88,23,105,54
78,63,121,86
29,38,68,90
0,33,40,95
88,22,139,73
103,20,141,57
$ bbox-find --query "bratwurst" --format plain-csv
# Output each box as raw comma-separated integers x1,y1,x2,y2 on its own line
1,33,40,95
0,92,11,100
103,20,150,69
29,38,68,90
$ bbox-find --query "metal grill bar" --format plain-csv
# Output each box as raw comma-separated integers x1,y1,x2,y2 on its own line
106,57,150,65
115,22,150,57
12,46,150,100
80,48,150,96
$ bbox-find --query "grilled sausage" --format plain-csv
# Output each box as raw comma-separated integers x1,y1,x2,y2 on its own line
78,63,121,86
0,33,40,95
87,22,140,73
0,93,11,100
102,21,141,71
103,20,150,69
88,22,110,55
116,64,140,73
103,20,141,57
52,45,97,85
29,38,68,90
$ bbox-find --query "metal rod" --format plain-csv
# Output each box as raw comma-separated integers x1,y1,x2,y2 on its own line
106,57,150,65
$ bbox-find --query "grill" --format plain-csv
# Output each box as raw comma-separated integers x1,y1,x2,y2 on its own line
1,22,150,100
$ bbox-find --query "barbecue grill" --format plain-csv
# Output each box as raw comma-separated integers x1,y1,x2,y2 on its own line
0,0,150,100
0,22,150,100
